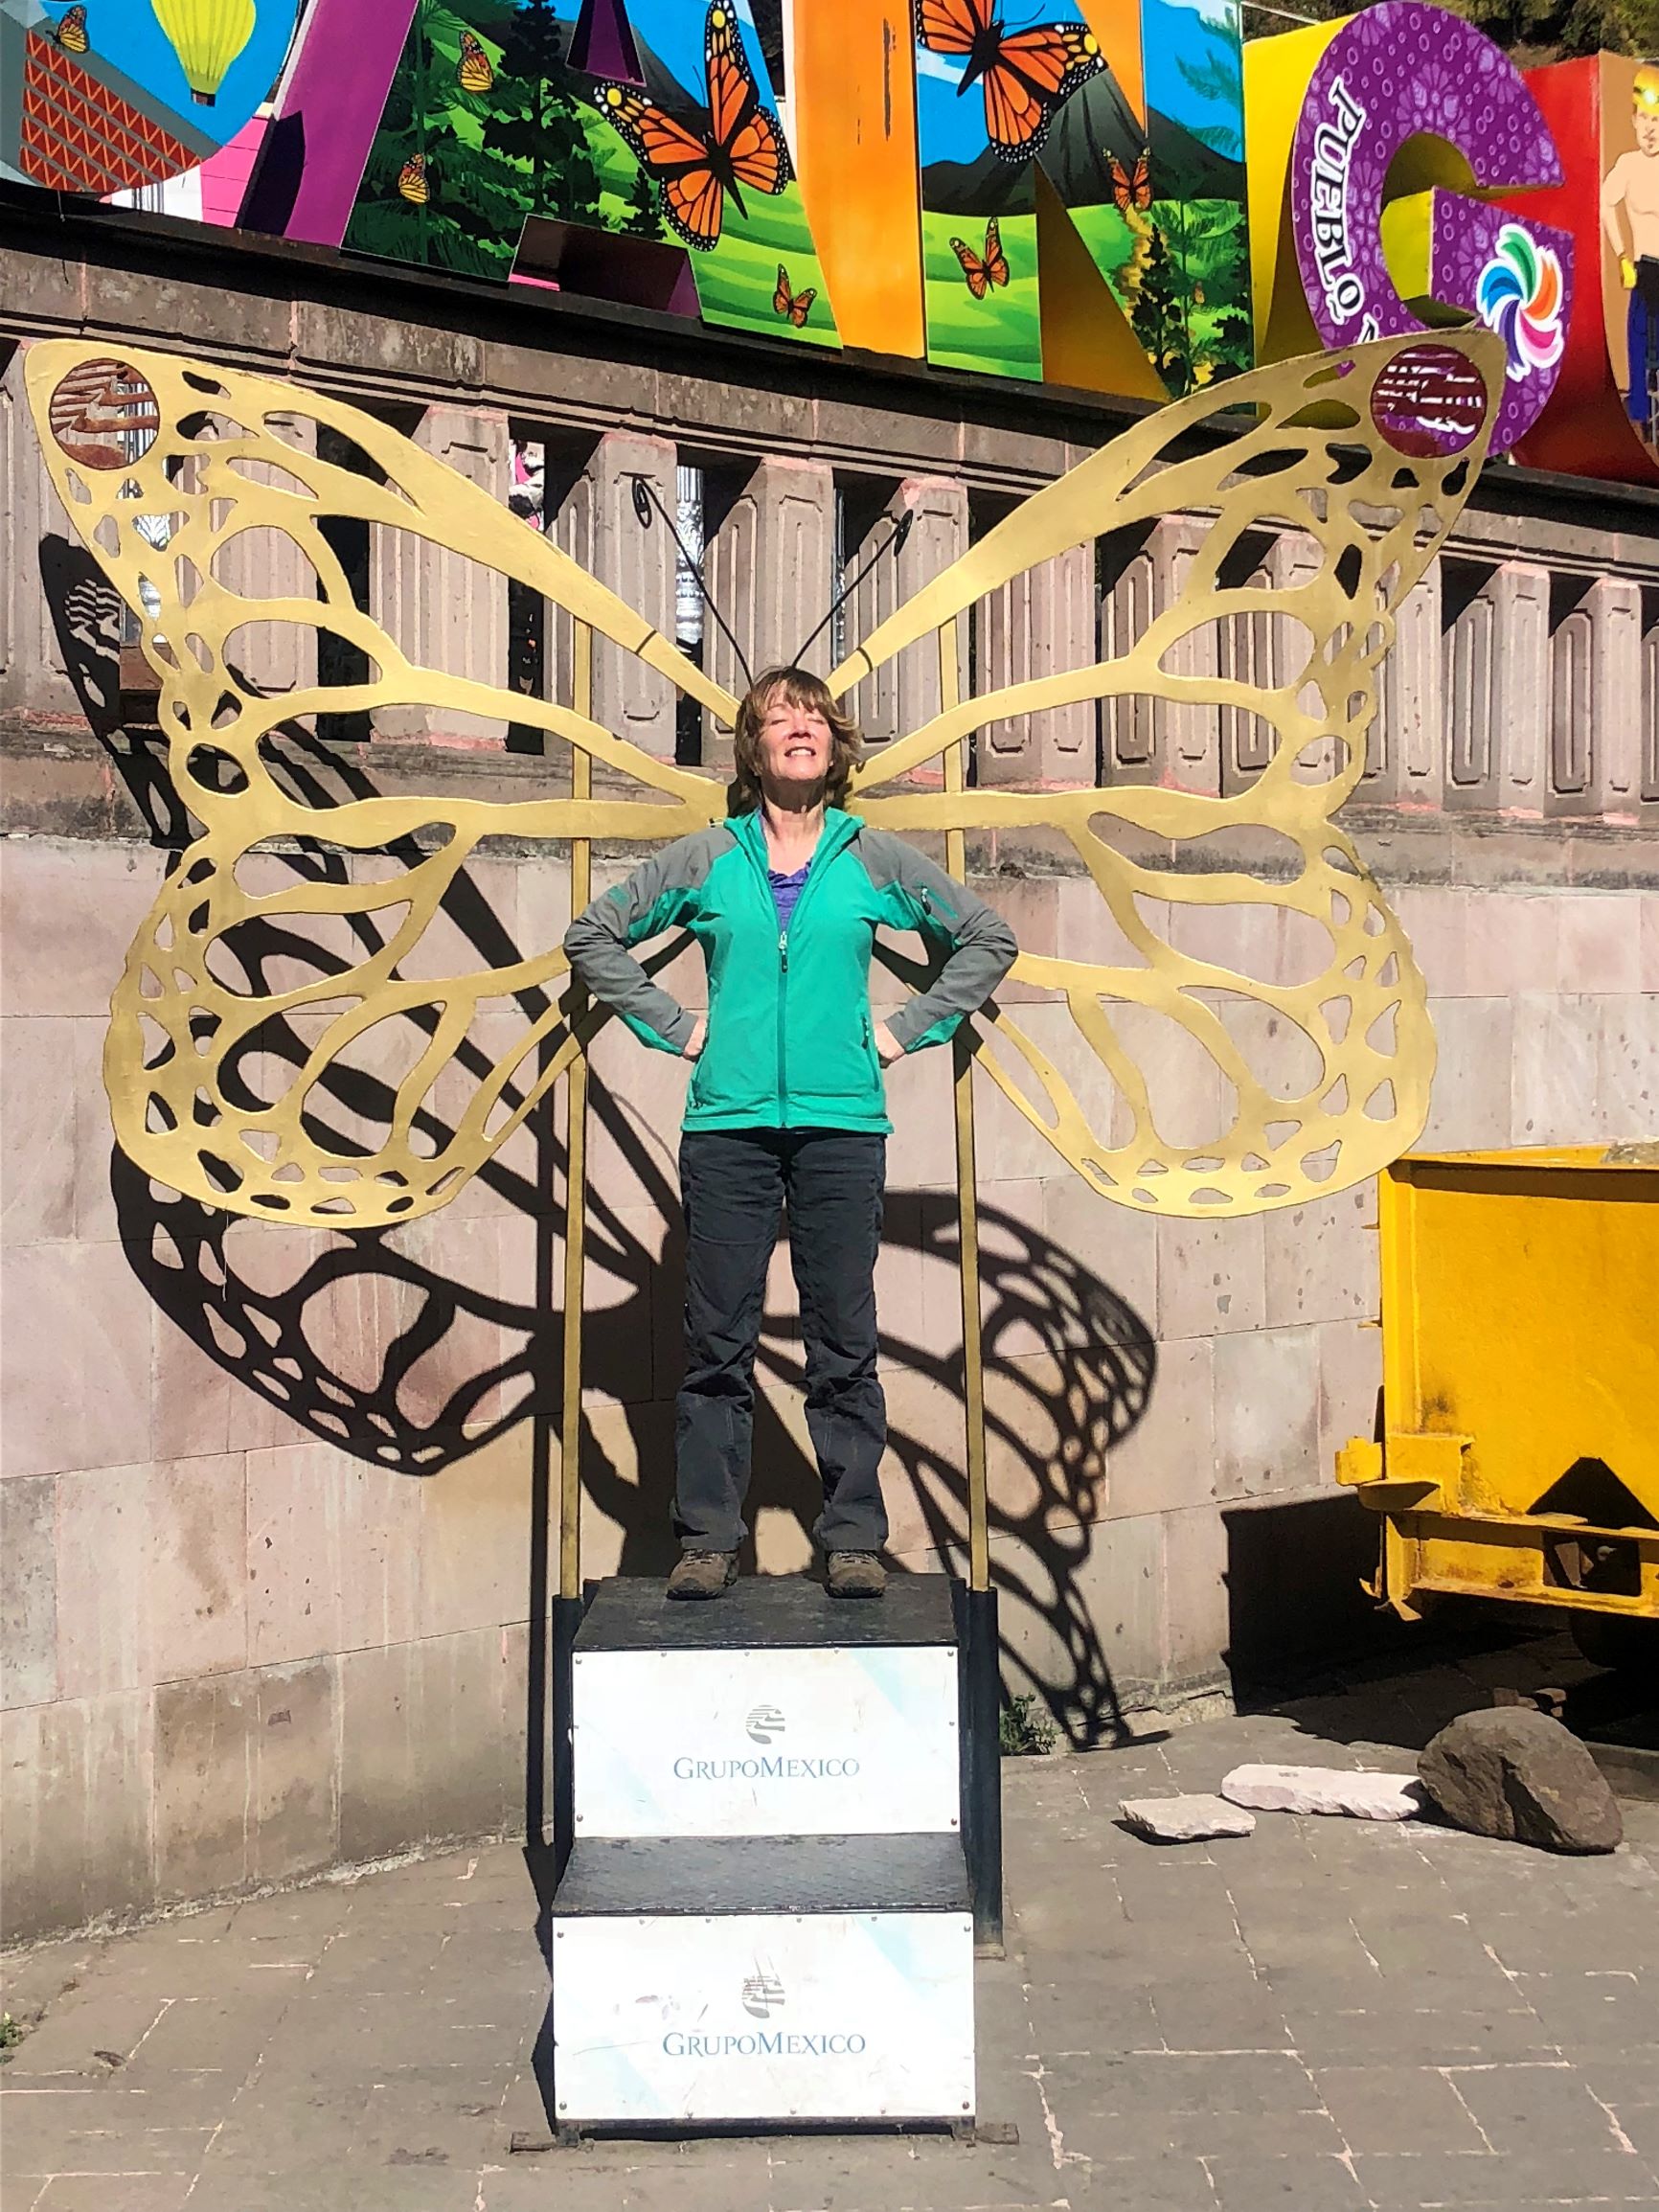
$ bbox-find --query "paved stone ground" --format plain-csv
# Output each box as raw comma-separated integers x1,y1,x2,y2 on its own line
4,1641,1658,2212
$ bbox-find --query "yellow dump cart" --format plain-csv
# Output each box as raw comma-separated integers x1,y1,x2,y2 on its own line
1337,1145,1659,1669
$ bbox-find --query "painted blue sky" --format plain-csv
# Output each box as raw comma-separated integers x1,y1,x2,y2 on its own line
35,0,301,147
915,4,1103,171
1141,0,1243,156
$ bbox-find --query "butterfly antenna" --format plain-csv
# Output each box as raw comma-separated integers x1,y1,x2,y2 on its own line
791,505,915,672
629,473,752,690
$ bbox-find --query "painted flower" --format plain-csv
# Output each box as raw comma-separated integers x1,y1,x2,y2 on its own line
1476,222,1565,382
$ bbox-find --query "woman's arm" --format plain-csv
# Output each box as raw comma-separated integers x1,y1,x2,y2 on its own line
562,828,727,1057
859,832,1018,1054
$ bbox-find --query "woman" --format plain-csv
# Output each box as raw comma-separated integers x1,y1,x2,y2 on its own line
564,667,1018,1599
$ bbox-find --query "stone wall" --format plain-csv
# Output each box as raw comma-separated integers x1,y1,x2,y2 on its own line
1,210,1655,1941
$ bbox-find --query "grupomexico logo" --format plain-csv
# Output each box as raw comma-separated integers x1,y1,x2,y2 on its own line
746,1703,785,1746
741,1967,785,2018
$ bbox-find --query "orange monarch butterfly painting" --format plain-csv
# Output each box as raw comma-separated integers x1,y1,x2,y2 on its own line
52,4,89,53
949,216,1010,299
915,0,1102,162
773,264,816,327
1108,149,1152,218
457,29,494,95
397,151,429,204
593,2,789,251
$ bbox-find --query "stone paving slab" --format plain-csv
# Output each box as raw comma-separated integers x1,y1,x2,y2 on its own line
4,1657,1658,2212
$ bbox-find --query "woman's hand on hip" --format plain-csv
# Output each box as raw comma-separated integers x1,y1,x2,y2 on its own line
874,1020,904,1066
682,1017,707,1061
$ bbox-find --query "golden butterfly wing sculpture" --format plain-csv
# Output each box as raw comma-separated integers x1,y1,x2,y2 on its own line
24,332,1503,1226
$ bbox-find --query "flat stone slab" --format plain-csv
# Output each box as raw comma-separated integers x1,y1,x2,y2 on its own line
1119,1793,1257,1842
1221,1763,1426,1820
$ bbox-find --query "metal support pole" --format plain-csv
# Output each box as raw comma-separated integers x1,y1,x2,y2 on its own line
558,620,593,1608
937,619,989,1595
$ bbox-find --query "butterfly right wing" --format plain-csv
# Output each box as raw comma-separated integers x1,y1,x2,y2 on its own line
983,215,1010,287
950,236,990,299
983,21,1103,158
914,0,987,57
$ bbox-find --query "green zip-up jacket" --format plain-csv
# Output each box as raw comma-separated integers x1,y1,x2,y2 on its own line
562,809,1018,1134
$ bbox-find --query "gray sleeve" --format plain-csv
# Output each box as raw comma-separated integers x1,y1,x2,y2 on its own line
562,831,725,1057
859,831,1019,1054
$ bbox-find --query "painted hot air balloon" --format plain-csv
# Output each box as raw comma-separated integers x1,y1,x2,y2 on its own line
148,0,258,108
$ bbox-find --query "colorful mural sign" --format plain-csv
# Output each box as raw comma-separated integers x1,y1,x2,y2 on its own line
14,0,1659,490
1286,2,1570,453
0,0,302,195
342,0,838,349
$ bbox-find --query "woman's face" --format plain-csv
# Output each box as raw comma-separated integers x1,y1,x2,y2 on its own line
756,687,832,797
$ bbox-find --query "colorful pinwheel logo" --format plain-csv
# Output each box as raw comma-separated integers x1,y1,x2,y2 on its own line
1475,223,1565,383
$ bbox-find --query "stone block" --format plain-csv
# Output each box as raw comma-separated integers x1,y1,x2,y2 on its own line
1039,1175,1158,1343
154,1672,254,1904
246,1443,420,1669
1162,1502,1231,1693
1389,885,1469,997
1156,1213,1266,1340
251,1658,338,1888
1261,1185,1376,1329
1512,993,1603,1146
1463,890,1560,998
0,1688,152,1940
1598,992,1659,1144
1213,1325,1319,1500
1120,1793,1256,1842
150,1313,239,1465
1,1237,152,1481
1316,1317,1381,1484
1369,562,1442,805
418,1426,532,1640
0,839,165,1019
1221,1764,1425,1819
56,1463,145,1699
149,1453,249,1685
1,1473,57,1708
1101,1335,1216,1520
701,459,835,755
337,1641,419,1866
1557,891,1645,995
1422,998,1515,1150
416,1624,516,1846
1,1016,77,1243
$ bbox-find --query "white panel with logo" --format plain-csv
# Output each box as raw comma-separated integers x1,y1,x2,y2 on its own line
553,1911,975,2123
573,1646,959,1837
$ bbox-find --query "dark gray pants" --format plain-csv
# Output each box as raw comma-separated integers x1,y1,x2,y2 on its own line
675,1129,889,1557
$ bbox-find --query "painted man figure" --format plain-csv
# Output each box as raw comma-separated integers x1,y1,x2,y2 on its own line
1602,63,1659,441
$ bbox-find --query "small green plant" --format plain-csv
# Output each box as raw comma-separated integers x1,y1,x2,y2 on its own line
0,2014,25,2059
999,1691,1057,1758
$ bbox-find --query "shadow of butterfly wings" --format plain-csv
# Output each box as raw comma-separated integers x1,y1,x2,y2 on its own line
829,331,1505,1216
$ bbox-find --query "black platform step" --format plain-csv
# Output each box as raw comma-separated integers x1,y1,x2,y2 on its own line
576,1572,957,1653
552,1834,971,1918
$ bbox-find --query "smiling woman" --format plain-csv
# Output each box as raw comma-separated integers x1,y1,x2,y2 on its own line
563,665,1018,1603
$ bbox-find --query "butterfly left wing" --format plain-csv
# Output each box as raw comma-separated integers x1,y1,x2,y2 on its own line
705,1,790,194
950,234,990,299
982,215,1010,287
593,82,726,248
24,341,738,1228
983,21,1102,159
914,0,987,57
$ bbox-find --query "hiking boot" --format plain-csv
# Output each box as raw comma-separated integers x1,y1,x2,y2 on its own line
667,1549,738,1600
827,1551,886,1600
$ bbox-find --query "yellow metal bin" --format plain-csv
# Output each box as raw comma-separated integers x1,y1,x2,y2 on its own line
1337,1145,1659,1663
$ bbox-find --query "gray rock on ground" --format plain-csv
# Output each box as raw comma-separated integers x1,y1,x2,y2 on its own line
1221,1763,1426,1820
1418,1704,1624,1854
1119,1793,1257,1842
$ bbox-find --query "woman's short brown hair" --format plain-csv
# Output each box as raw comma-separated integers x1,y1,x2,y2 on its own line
728,666,862,815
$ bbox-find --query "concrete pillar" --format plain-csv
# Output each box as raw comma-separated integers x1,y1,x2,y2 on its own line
975,537,1095,787
1216,536,1277,795
1369,560,1442,805
1100,525,1155,782
1147,516,1219,795
548,431,676,760
839,475,967,759
1549,575,1641,821
702,457,835,769
0,351,91,723
1644,596,1659,811
1443,559,1548,814
209,407,320,701
371,404,510,744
